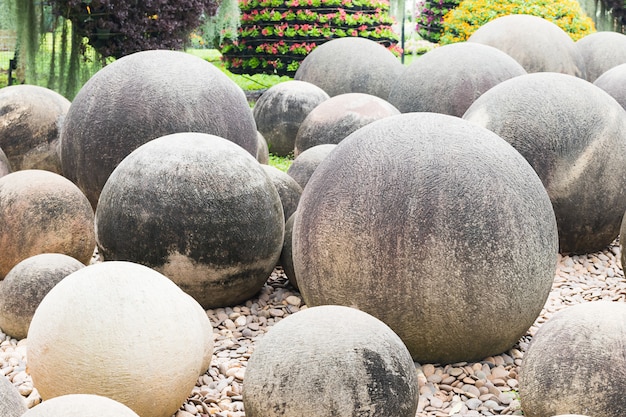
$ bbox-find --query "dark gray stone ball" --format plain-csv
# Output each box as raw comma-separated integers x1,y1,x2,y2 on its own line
279,213,297,290
95,132,284,309
293,112,558,364
594,63,626,111
60,50,258,208
463,72,626,254
294,93,400,156
575,31,626,82
255,132,269,165
261,165,302,222
286,144,336,189
388,42,527,116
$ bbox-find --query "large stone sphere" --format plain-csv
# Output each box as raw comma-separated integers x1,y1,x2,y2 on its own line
293,112,558,364
468,14,586,78
0,148,10,178
286,144,336,189
27,261,210,417
520,302,626,417
0,253,85,340
243,305,418,417
60,49,258,208
594,63,626,111
256,132,269,165
294,37,405,99
253,81,329,157
388,42,527,116
463,72,626,254
22,394,140,417
0,85,69,174
95,132,284,309
0,170,96,279
261,165,302,222
280,213,297,289
0,375,27,417
576,31,626,82
294,93,400,156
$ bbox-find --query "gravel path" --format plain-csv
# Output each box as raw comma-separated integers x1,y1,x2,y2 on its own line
1,240,623,417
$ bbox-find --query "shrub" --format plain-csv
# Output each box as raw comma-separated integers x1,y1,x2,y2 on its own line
415,0,460,43
440,0,595,44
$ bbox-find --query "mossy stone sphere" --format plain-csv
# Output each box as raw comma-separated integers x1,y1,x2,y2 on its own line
0,253,85,340
0,85,69,174
253,81,329,157
243,305,418,417
468,14,586,78
22,394,140,417
294,37,405,99
280,213,297,289
594,63,626,111
520,302,626,417
294,93,400,156
463,72,626,254
95,132,284,309
261,165,302,222
576,31,626,82
27,261,210,417
60,50,258,208
388,42,526,116
293,113,558,364
0,375,27,417
0,170,96,279
286,144,336,189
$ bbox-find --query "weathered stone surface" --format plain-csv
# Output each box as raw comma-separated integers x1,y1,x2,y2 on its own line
0,148,10,178
255,132,269,165
22,394,140,417
0,374,27,417
286,144,336,189
261,165,302,223
293,112,558,363
594,63,626,111
279,213,297,289
576,31,626,82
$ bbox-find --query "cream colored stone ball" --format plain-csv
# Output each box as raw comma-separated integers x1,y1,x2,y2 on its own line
22,394,140,417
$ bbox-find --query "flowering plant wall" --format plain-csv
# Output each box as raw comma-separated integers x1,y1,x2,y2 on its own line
220,0,400,76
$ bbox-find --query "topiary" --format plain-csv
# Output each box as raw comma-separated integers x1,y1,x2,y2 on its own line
439,0,595,44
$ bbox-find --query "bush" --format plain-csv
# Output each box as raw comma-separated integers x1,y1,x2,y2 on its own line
415,0,460,43
440,0,595,44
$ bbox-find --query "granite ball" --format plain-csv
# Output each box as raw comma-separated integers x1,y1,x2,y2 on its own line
256,132,269,165
280,213,297,289
0,375,27,417
594,63,626,111
22,394,140,417
261,165,302,222
575,31,626,82
293,113,558,363
286,144,336,189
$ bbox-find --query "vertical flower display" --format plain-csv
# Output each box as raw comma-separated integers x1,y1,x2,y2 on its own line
415,0,460,43
220,0,401,76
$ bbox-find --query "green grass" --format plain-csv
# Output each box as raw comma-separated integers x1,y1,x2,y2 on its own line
268,153,294,172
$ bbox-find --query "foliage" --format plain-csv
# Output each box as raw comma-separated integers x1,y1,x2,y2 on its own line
268,153,293,172
220,0,400,76
415,0,460,43
192,0,241,48
439,0,596,43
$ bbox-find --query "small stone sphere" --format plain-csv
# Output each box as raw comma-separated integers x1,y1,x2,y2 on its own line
0,85,69,174
253,81,329,157
261,165,302,222
294,37,405,99
0,169,96,279
463,72,626,254
293,113,558,363
294,93,400,156
60,50,258,208
594,63,626,111
280,213,297,289
256,132,269,165
520,301,626,417
95,132,284,309
22,394,140,417
243,305,419,417
468,14,586,78
0,374,27,417
27,261,209,417
286,144,336,189
576,31,626,82
0,148,10,178
388,42,527,116
0,253,85,340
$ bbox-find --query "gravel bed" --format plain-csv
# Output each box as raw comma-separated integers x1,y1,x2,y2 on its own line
1,240,623,417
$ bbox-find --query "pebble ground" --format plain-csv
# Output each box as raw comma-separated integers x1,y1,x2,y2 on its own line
1,240,623,417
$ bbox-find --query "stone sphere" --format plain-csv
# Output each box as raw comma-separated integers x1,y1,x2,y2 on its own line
243,305,418,417
0,170,96,279
520,301,626,417
294,37,405,99
256,132,269,165
253,81,329,157
0,85,69,174
0,253,85,340
286,144,336,189
294,93,400,156
60,50,258,208
261,165,302,222
576,31,626,82
95,132,284,309
388,42,527,116
293,113,558,364
280,213,297,289
463,72,626,254
594,63,626,111
0,375,27,417
22,394,140,417
468,14,586,78
0,148,10,178
27,261,210,417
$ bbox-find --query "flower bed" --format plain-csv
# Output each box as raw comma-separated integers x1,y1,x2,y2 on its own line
220,0,400,76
